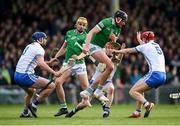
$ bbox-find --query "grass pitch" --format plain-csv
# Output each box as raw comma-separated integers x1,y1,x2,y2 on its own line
0,104,179,125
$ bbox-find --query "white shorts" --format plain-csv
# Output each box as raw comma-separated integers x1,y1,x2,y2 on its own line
63,62,87,75
89,44,103,55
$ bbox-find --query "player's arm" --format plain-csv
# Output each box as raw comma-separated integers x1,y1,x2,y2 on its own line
83,26,100,53
116,43,126,63
45,60,54,65
137,31,144,45
55,42,67,58
83,19,109,53
109,33,118,43
113,48,137,54
36,55,57,76
45,45,66,65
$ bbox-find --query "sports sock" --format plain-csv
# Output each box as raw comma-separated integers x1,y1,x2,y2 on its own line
97,85,103,90
134,109,141,114
72,108,77,113
32,99,39,108
94,85,103,94
103,105,110,112
101,101,106,106
143,101,150,108
85,87,94,95
60,101,67,109
23,108,29,114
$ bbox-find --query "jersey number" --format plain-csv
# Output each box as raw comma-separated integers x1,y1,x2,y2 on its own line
22,46,29,55
155,46,162,55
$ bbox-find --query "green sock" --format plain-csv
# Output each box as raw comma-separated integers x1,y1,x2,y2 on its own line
60,101,67,108
101,101,106,106
72,107,82,114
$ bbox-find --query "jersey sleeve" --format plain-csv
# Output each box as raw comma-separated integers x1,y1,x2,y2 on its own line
36,45,45,56
96,18,110,31
65,32,69,42
135,44,148,53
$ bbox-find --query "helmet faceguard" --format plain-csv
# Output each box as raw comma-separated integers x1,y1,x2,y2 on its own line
142,31,155,42
114,10,128,22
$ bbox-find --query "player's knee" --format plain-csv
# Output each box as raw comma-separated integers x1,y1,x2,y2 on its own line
48,82,56,90
106,62,114,71
129,88,135,96
108,86,114,94
28,92,34,98
55,79,61,86
26,88,35,97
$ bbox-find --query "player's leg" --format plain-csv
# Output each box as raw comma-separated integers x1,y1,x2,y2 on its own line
28,76,55,117
91,51,114,88
65,97,92,118
54,70,71,116
32,77,55,101
101,83,114,118
81,50,114,100
129,79,154,118
79,73,89,90
14,72,55,117
65,66,90,118
128,93,143,118
104,83,114,107
129,79,151,103
20,88,35,118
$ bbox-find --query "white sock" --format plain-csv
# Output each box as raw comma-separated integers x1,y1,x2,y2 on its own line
134,109,141,115
94,89,103,96
143,101,150,107
32,103,37,108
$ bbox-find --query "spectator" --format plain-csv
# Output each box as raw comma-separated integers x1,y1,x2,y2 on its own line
0,0,179,87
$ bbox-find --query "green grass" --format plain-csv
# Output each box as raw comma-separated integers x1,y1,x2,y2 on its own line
0,104,180,125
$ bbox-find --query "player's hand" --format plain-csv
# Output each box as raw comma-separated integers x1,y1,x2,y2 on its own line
82,44,90,54
105,42,112,49
106,47,113,56
48,57,58,64
109,33,117,43
53,71,62,77
68,57,76,66
137,32,141,40
121,43,126,49
136,31,144,44
71,55,78,60
112,49,120,53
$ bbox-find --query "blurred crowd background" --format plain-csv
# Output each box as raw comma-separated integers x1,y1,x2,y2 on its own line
0,0,179,103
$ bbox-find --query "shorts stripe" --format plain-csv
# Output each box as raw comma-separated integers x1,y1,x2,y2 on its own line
28,74,38,82
143,71,153,82
143,71,166,88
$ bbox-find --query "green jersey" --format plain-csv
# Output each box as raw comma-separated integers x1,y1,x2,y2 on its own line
65,29,87,64
91,17,121,48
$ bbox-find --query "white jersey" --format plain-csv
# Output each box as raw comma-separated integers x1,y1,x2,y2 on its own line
16,42,45,74
135,41,165,73
91,63,117,82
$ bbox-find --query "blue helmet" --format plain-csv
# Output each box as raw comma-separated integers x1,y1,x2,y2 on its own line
31,32,47,42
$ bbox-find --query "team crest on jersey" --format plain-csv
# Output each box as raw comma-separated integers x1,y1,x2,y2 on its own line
71,36,76,40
